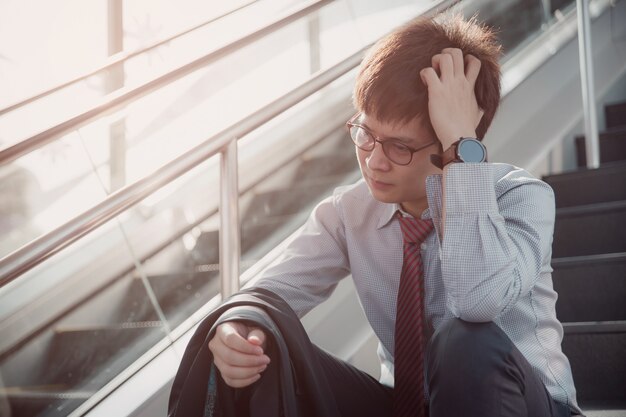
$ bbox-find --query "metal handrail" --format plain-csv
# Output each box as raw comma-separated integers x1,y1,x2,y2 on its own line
576,0,600,168
0,45,365,286
0,0,334,167
0,0,461,288
0,0,259,117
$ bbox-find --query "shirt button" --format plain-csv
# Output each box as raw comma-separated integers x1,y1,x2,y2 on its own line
421,243,427,250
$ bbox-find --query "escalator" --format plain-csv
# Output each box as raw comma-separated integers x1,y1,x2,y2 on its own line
0,118,360,416
2,0,625,416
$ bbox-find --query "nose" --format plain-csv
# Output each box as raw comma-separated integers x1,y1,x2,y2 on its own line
365,141,391,172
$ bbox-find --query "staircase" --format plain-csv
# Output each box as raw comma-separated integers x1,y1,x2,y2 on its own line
543,100,626,416
0,128,360,417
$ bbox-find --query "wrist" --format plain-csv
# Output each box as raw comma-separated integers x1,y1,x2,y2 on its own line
431,136,487,169
440,131,477,151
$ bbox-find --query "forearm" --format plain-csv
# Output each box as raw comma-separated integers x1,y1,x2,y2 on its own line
438,164,556,321
439,138,464,242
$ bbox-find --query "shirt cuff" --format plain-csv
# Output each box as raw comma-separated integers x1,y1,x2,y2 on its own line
444,163,498,213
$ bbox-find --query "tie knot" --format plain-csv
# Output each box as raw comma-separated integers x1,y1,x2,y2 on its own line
398,215,434,245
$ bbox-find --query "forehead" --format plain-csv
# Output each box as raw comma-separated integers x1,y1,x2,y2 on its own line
359,113,430,143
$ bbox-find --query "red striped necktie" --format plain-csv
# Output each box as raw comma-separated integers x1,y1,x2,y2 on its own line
394,215,434,417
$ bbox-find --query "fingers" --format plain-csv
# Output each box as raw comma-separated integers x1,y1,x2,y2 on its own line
219,322,263,355
208,322,271,388
442,47,465,77
431,53,453,81
247,327,267,349
420,47,483,146
464,54,482,86
211,340,271,367
213,355,268,381
424,48,481,84
213,357,268,378
420,67,439,88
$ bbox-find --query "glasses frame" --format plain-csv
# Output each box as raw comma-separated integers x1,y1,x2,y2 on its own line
346,113,439,166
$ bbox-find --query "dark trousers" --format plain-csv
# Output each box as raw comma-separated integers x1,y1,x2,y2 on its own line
288,318,579,417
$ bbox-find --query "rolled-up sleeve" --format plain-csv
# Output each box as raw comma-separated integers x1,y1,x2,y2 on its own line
439,163,556,322
255,192,350,318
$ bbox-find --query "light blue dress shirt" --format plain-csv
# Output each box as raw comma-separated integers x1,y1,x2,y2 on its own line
256,162,580,413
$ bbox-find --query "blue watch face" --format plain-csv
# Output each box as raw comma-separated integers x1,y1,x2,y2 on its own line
458,139,486,162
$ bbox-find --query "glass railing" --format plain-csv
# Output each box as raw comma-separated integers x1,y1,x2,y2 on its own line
0,1,443,415
0,0,583,415
0,0,332,259
462,0,576,58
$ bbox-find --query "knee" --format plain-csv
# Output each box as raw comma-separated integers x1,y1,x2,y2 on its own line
427,318,512,378
425,320,532,416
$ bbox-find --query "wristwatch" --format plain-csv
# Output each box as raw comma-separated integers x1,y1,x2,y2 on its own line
430,137,488,169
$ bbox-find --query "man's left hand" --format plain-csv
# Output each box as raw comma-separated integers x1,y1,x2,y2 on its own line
420,48,484,151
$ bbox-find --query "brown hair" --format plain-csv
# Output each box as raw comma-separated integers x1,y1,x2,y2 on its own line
353,13,502,139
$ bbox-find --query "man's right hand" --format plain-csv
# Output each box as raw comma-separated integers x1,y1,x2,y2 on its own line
208,321,271,388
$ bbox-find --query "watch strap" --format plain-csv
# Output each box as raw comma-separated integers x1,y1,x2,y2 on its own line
430,153,444,169
430,140,460,169
430,138,487,169
440,141,461,167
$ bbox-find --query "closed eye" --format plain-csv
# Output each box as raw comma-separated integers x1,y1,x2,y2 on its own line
386,140,411,152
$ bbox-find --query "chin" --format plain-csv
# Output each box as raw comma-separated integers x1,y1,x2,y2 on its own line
367,187,400,204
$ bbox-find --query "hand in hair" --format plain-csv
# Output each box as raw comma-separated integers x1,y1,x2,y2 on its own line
419,47,485,151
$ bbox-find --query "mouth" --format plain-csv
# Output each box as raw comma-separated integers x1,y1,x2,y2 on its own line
365,173,393,189
371,177,391,186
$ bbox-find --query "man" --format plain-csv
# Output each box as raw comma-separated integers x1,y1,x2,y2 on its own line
208,12,582,417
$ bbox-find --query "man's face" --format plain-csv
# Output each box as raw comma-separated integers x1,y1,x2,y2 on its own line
355,113,442,215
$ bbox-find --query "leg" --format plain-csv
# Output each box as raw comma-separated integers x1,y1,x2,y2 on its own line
426,318,571,417
236,343,393,417
313,345,394,417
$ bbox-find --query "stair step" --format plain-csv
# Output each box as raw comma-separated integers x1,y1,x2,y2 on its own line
34,326,163,388
552,253,626,322
243,182,332,221
584,406,626,417
562,321,626,404
542,161,626,208
127,270,221,326
552,200,626,258
605,101,626,129
187,174,350,267
1,385,93,417
0,325,165,416
576,127,626,167
184,215,306,268
241,216,292,255
188,230,219,266
112,282,161,323
563,321,626,334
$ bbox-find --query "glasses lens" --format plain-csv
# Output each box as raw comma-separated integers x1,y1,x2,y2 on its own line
350,126,375,151
350,126,374,150
382,141,412,165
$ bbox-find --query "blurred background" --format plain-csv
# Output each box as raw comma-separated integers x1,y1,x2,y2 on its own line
0,0,624,416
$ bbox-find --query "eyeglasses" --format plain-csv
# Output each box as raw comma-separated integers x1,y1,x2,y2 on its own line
346,114,438,166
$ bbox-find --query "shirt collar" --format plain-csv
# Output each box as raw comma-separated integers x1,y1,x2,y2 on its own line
376,202,431,229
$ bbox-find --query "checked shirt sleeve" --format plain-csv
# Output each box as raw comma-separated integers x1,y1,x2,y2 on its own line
433,163,556,322
254,193,350,318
